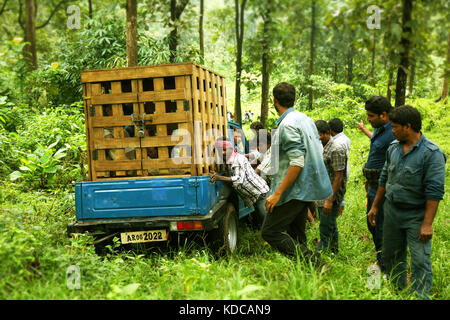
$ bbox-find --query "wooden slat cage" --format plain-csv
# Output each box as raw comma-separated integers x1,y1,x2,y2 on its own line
81,62,228,181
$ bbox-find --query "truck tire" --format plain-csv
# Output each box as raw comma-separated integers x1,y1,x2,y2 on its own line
208,202,239,255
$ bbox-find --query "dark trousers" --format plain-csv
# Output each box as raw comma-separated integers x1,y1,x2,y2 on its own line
261,199,313,258
366,186,385,271
317,204,339,253
383,201,432,300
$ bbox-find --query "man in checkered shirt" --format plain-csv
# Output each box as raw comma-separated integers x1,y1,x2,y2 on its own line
315,120,348,254
210,137,269,226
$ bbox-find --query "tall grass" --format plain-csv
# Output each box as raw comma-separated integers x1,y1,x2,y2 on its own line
0,99,448,300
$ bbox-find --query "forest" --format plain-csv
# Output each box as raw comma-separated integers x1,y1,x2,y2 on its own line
0,0,449,301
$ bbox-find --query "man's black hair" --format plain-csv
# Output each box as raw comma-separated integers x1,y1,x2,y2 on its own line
390,105,422,132
315,120,330,133
328,118,344,133
250,121,264,131
273,82,295,108
365,96,393,115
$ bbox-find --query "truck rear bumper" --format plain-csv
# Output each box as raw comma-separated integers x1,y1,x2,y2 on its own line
67,199,228,235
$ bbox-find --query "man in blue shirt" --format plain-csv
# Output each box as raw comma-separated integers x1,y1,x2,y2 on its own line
368,105,446,300
358,96,395,272
262,82,332,266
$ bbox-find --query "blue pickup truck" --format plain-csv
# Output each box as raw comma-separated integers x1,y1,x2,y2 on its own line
67,121,255,254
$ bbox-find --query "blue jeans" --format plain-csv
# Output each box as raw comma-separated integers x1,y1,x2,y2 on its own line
253,193,268,227
317,204,339,254
383,200,432,300
367,186,385,271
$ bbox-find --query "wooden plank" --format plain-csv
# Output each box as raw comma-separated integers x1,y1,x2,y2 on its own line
93,174,191,181
91,112,190,127
84,83,93,181
140,135,187,148
81,63,195,83
94,160,142,171
183,75,197,176
139,89,186,102
197,66,208,174
91,93,138,105
142,158,192,169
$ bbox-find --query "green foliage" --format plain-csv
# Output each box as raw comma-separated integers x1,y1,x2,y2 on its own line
1,104,85,188
10,141,67,189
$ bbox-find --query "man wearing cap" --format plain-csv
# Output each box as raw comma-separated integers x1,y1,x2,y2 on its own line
210,137,269,226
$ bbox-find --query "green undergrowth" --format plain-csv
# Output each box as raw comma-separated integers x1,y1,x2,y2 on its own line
0,98,449,300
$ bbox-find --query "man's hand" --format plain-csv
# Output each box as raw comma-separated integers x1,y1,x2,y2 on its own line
209,171,217,184
265,192,281,214
367,206,378,226
337,205,344,217
323,199,333,214
357,120,365,131
419,223,433,243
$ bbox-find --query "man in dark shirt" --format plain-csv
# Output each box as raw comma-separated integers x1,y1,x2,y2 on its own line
358,96,395,272
368,105,446,299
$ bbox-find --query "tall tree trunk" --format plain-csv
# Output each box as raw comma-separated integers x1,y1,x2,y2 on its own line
346,29,354,85
441,29,450,103
394,0,413,107
126,0,138,67
169,0,178,62
24,0,37,70
308,0,316,110
260,0,272,127
234,0,247,124
370,31,376,86
169,0,190,63
387,69,393,102
408,59,415,95
199,0,204,62
88,0,93,19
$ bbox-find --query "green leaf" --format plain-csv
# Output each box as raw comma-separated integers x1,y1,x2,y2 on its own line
9,171,22,181
19,166,32,172
40,154,51,165
44,166,57,174
121,283,141,295
53,148,67,159
237,284,264,298
47,141,59,151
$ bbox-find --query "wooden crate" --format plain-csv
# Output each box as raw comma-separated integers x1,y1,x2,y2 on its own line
81,62,228,181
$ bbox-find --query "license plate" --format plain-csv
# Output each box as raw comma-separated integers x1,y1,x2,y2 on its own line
120,230,167,244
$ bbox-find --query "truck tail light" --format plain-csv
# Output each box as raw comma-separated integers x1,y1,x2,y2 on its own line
176,221,203,230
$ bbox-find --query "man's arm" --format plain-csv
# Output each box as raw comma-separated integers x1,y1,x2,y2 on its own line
323,170,343,214
419,149,446,243
357,120,373,139
210,172,232,183
265,165,302,213
419,200,440,243
367,186,386,226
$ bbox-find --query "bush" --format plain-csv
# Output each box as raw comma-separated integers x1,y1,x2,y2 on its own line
2,104,86,188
